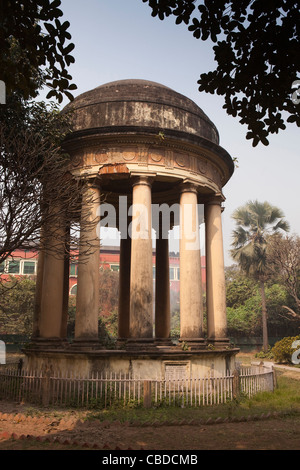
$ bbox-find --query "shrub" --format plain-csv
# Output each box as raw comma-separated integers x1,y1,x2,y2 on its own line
255,346,274,360
271,335,300,364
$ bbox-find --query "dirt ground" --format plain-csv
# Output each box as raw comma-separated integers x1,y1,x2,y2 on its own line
1,405,300,451
1,370,300,451
1,408,300,451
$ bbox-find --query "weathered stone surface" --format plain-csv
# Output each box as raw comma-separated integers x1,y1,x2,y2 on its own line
63,79,234,192
64,79,219,144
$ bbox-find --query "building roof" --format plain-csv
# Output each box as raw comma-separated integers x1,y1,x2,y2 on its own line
64,79,220,144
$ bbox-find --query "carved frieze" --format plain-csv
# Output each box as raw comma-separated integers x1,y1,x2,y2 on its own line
69,142,224,191
174,151,188,168
108,147,123,162
122,147,137,161
164,150,173,169
70,152,84,169
138,146,149,167
149,148,163,163
198,159,208,175
92,148,108,164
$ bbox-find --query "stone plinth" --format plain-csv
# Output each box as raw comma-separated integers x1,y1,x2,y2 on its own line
23,347,239,379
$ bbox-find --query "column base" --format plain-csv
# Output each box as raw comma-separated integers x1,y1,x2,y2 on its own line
155,337,174,348
207,337,230,349
70,337,103,351
28,337,69,350
125,338,157,351
116,338,129,349
178,338,207,351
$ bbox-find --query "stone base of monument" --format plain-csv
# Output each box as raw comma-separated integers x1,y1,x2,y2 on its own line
23,345,239,379
27,337,69,350
177,337,208,351
69,338,105,351
154,337,174,347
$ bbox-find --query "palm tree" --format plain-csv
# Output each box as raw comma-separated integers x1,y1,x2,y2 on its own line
230,200,289,352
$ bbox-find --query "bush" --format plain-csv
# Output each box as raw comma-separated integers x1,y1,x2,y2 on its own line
255,346,274,360
0,277,36,335
271,335,300,364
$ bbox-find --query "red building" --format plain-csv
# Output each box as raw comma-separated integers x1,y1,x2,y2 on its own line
1,247,206,296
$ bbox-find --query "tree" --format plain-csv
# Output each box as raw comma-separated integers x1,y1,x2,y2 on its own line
98,268,119,318
67,268,119,343
268,234,300,319
230,200,289,351
226,272,257,309
0,276,36,335
142,0,300,146
0,0,76,102
0,98,97,268
225,266,299,339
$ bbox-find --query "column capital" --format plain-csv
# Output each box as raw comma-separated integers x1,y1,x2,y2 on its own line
130,172,156,188
179,180,199,195
202,193,225,206
84,176,101,190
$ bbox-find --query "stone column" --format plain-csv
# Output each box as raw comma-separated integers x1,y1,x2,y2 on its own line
32,223,47,340
117,234,131,343
38,209,66,344
155,221,172,345
127,175,154,348
74,182,101,347
32,249,44,340
205,196,229,346
179,183,205,349
61,224,70,340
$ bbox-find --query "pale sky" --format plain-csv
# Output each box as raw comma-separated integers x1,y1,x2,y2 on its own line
38,0,300,266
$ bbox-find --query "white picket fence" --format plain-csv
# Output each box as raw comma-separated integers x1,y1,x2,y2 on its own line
0,365,275,408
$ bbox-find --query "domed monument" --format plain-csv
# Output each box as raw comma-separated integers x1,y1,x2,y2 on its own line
25,79,238,378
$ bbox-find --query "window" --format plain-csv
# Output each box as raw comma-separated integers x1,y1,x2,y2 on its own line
23,261,35,274
70,284,77,295
168,267,179,280
70,263,78,276
169,267,175,280
0,262,5,274
110,264,119,272
8,260,20,274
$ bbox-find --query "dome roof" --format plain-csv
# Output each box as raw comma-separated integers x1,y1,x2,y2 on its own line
64,79,219,144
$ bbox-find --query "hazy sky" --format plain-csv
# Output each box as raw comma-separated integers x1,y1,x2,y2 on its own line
39,0,300,265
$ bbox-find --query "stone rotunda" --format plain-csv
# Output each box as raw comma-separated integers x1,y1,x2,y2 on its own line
25,79,238,378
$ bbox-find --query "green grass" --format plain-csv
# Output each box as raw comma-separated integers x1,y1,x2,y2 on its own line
79,371,300,425
244,373,300,411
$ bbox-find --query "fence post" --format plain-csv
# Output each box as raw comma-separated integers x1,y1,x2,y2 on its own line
271,365,277,390
232,369,240,399
143,380,152,408
42,369,51,406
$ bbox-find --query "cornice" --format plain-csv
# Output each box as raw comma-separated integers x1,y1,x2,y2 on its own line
63,128,233,187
